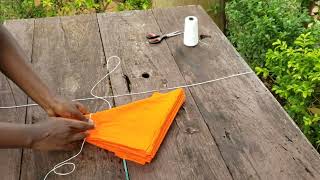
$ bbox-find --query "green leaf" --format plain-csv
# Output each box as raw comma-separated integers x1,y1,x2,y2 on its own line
308,108,320,115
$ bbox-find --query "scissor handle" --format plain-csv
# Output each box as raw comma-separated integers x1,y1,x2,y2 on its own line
146,33,160,39
148,37,162,44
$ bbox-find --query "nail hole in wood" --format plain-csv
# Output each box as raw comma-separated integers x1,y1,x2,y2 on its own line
200,34,212,40
142,72,150,78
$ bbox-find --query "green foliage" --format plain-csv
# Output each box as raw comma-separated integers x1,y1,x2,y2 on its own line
1,0,107,21
225,0,311,67
207,3,222,15
256,29,320,149
0,0,151,22
0,1,17,22
118,0,151,11
227,0,320,150
301,0,316,8
40,0,103,16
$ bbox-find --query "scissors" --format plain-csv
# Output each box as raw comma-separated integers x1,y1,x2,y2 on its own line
146,31,183,44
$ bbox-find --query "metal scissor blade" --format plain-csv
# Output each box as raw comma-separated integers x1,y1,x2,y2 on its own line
165,31,183,37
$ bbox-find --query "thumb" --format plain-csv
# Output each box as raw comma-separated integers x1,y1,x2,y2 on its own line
66,118,94,131
70,107,89,122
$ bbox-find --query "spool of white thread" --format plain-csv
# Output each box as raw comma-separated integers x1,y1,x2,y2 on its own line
183,16,199,47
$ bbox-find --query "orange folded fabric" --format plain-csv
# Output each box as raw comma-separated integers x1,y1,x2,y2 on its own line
85,88,186,164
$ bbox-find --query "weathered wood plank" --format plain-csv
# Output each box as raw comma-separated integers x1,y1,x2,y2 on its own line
20,15,124,180
0,19,34,180
97,10,232,179
153,5,320,179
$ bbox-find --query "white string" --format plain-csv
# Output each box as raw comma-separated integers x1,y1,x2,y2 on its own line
43,139,86,180
2,56,253,179
43,115,97,179
43,57,117,179
0,56,253,109
89,55,120,110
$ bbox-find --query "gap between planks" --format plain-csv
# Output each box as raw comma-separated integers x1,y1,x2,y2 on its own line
149,7,235,179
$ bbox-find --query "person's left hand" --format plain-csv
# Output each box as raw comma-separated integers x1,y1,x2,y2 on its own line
46,97,90,122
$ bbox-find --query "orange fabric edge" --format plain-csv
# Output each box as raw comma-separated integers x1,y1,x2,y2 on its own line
85,89,186,165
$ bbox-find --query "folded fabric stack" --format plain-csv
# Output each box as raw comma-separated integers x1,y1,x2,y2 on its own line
86,88,186,164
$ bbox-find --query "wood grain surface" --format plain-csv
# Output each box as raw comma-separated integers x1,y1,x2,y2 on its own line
97,10,232,180
19,15,124,180
1,19,34,180
152,5,320,180
2,6,320,180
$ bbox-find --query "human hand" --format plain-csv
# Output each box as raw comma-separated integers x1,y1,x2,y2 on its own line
46,97,89,122
29,117,94,151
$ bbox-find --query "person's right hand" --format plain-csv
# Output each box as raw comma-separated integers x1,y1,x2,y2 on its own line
29,117,94,151
46,97,90,122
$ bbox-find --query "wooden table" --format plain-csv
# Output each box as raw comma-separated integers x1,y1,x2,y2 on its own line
1,5,320,180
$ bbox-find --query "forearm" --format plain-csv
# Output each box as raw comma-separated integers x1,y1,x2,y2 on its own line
0,25,57,113
0,122,34,148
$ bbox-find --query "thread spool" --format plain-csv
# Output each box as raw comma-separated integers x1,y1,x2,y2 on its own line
183,16,199,47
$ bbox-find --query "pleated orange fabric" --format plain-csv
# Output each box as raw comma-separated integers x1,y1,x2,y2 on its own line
85,88,186,164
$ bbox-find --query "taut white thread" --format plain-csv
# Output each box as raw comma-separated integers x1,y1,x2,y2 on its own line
0,56,253,109
1,56,253,179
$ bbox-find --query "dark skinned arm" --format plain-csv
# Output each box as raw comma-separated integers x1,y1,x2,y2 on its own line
0,25,93,149
0,118,93,150
0,24,89,120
